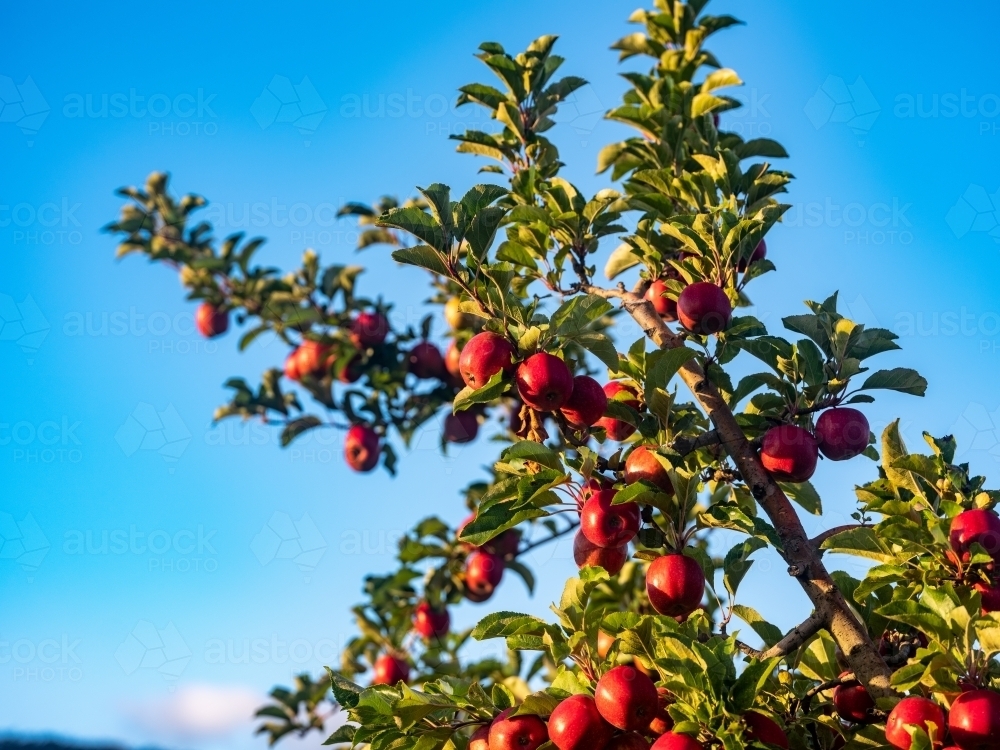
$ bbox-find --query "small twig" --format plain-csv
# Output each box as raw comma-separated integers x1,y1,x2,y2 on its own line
517,521,580,556
737,612,825,661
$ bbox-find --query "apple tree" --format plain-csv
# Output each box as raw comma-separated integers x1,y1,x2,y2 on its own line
107,2,1000,749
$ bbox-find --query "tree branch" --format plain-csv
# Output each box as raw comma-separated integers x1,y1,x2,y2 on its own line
605,285,897,699
736,611,825,660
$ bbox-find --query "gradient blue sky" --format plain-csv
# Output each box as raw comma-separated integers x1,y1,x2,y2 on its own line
4,1,1000,748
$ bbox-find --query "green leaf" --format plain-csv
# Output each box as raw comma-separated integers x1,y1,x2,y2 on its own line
453,370,509,412
326,669,363,709
578,333,620,371
604,243,641,279
730,657,779,714
472,611,548,640
860,368,928,396
466,205,508,261
731,604,783,647
691,93,728,117
723,538,767,599
779,481,822,515
500,441,564,471
379,207,444,250
280,416,323,447
820,526,894,563
875,601,950,641
391,245,450,277
701,68,742,93
645,347,698,390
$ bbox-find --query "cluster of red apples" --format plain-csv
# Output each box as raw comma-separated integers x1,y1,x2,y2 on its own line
460,665,790,750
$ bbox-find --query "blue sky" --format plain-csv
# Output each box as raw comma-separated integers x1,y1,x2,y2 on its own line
3,1,1000,748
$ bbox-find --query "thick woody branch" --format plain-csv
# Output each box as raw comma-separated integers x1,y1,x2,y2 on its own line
736,611,825,660
604,286,897,699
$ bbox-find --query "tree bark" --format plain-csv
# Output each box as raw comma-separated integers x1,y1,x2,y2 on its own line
604,286,896,699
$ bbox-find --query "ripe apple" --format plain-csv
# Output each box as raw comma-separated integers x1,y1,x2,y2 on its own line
596,382,641,441
459,331,516,388
948,689,1000,750
676,282,732,335
407,341,445,379
465,550,504,600
648,687,674,736
350,311,389,348
738,239,767,272
581,490,640,548
607,733,651,750
974,580,1000,613
650,732,703,750
815,408,870,461
344,424,380,472
624,446,673,494
573,531,628,575
516,352,574,411
760,424,819,483
597,630,617,659
645,280,678,322
885,696,946,750
195,302,228,338
595,665,659,731
444,411,479,444
444,341,463,382
469,725,490,750
833,673,875,723
743,712,788,749
285,340,331,381
371,653,409,685
560,375,609,428
950,509,1000,561
445,296,478,330
577,475,613,509
548,694,614,750
489,708,549,750
412,601,450,640
646,553,704,617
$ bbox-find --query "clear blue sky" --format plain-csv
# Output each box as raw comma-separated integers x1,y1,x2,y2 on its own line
3,1,1000,748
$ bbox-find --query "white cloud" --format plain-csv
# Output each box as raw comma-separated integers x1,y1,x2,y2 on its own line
123,683,263,739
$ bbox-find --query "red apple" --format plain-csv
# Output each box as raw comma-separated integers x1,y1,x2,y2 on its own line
646,553,705,617
624,446,673,494
549,694,614,750
950,509,1000,561
469,725,490,750
285,340,331,381
489,708,549,750
648,687,674,736
344,424,380,472
195,302,228,338
676,282,732,335
350,311,389,347
459,331,516,388
337,353,363,383
444,411,479,443
833,673,875,723
407,341,445,379
516,352,574,412
974,581,1000,613
885,696,946,750
645,280,678,322
595,665,659,731
573,531,628,575
371,653,408,685
948,689,1000,750
608,733,651,750
596,382,641,441
738,239,767,272
412,601,450,640
560,375,609,428
581,490,640,548
651,733,703,750
577,476,613,509
743,712,788,749
815,408,870,461
465,550,504,599
760,424,819,483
